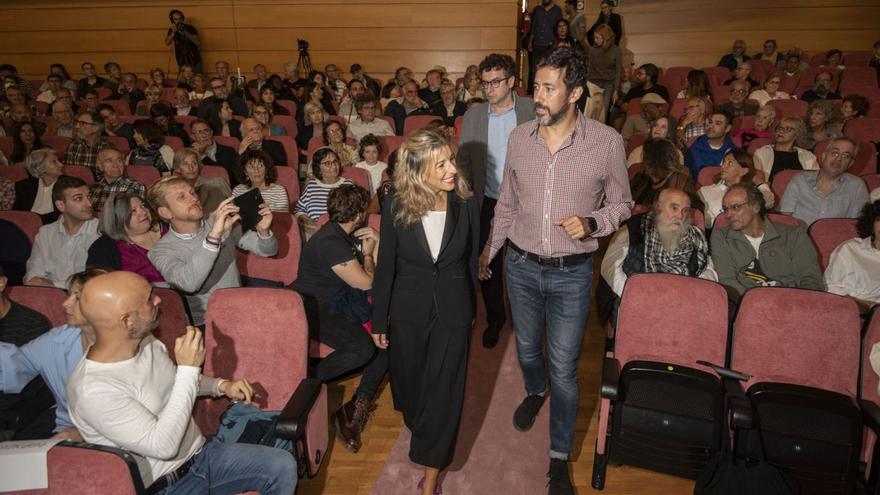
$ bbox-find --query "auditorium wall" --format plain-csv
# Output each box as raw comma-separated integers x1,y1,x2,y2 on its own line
0,0,876,85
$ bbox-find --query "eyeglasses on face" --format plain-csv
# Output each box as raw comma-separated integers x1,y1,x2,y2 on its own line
827,150,854,162
75,120,97,126
721,202,748,213
777,126,796,133
480,76,511,89
320,159,340,167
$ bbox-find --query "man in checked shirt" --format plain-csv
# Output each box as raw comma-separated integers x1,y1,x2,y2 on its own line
479,47,632,495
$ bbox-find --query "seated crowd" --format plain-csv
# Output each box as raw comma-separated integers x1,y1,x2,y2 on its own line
0,26,879,495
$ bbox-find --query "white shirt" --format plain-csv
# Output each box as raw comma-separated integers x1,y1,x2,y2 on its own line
824,237,880,304
347,118,395,142
68,337,222,487
422,211,447,261
747,89,791,107
354,160,387,193
699,181,775,228
25,217,100,288
31,180,56,215
744,233,764,257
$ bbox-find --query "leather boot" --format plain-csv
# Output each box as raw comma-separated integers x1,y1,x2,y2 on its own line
333,395,374,453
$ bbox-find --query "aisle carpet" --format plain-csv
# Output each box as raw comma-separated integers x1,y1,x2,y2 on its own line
370,323,553,494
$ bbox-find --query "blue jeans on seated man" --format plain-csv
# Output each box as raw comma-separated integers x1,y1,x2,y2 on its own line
505,247,592,460
159,439,297,494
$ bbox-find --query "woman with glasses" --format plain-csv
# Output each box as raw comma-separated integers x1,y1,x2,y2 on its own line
804,100,843,151
699,148,774,228
626,115,682,167
232,149,289,212
748,72,791,107
753,116,818,181
250,103,286,137
732,105,776,149
295,147,354,239
323,120,358,168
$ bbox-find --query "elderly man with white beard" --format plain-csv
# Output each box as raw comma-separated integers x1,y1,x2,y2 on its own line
601,188,718,303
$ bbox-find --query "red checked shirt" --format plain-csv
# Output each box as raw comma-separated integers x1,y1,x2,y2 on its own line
487,112,633,259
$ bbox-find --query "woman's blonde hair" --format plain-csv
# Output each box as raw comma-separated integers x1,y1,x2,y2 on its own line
392,129,471,226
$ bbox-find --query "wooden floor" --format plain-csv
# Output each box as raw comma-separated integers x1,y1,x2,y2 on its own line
297,253,695,494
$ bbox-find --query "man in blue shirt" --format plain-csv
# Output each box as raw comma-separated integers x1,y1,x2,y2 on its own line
0,268,107,440
685,109,736,179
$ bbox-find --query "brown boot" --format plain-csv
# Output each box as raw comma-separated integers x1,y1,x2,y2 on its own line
333,395,374,453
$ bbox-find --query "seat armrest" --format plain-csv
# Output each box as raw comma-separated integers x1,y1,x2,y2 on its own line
275,378,322,441
722,377,753,429
862,399,880,433
600,357,621,401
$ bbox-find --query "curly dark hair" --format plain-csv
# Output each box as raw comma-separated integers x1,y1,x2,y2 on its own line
236,149,277,186
358,133,382,159
642,138,680,181
133,119,164,147
311,147,339,180
856,200,880,240
536,47,587,95
327,183,370,223
843,94,871,118
478,53,516,79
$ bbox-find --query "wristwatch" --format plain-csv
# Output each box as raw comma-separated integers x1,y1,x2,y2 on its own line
586,217,598,234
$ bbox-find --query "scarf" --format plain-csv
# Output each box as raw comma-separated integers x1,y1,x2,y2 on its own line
641,213,709,276
129,143,169,174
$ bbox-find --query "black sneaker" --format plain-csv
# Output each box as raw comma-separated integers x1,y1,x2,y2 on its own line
513,393,546,432
547,458,575,495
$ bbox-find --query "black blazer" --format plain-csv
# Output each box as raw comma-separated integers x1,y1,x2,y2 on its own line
372,191,479,335
13,177,59,224
203,143,239,187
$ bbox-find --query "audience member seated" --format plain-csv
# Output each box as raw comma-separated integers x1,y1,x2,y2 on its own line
128,120,174,174
189,119,239,186
350,63,381,98
324,120,358,168
621,92,665,142
7,103,47,138
293,184,385,453
627,115,682,166
258,86,290,116
308,71,339,115
297,101,328,156
136,85,162,117
824,200,880,313
43,102,75,138
753,39,783,65
14,149,63,224
232,149,290,213
629,139,696,206
0,268,104,441
780,137,869,225
800,71,841,103
418,68,444,108
685,110,735,178
0,268,52,347
748,72,790,107
63,111,111,174
25,176,100,288
188,74,212,101
210,101,241,138
108,73,145,114
753,117,818,180
101,62,122,92
710,183,824,301
782,51,807,86
675,97,710,148
732,105,775,149
384,80,442,136
601,188,716,305
237,117,287,167
722,62,758,91
246,63,270,94
718,80,758,117
171,87,197,117
611,63,669,129
337,79,366,124
717,40,751,71
0,220,30,286
97,103,136,147
173,147,231,215
10,122,47,164
804,102,844,150
68,271,296,494
198,76,248,121
295,148,355,239
355,134,388,194
81,90,100,114
151,103,191,146
347,95,395,142
675,70,711,101
824,49,845,70
251,103,285,137
457,71,485,104
699,148,774,228
76,62,107,99
147,177,277,327
439,81,467,127
840,94,870,125
36,73,64,105
87,193,166,284
89,148,146,214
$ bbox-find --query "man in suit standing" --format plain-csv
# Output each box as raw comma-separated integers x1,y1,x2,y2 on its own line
458,54,535,349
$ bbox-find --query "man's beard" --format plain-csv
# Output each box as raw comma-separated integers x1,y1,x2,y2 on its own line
656,217,692,254
128,310,160,340
814,84,829,96
535,101,572,127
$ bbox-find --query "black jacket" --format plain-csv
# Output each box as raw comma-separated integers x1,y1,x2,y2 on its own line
13,177,59,224
383,100,443,136
371,191,480,335
197,95,249,121
203,142,240,187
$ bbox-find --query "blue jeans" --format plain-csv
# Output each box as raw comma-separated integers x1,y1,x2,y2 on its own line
505,248,592,460
161,440,297,495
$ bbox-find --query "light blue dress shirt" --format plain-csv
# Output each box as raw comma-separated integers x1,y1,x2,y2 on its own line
485,104,518,200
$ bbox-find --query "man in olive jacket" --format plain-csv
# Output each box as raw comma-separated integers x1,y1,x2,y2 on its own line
710,183,824,301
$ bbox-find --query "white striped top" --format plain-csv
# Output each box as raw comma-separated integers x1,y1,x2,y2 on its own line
232,183,290,213
294,177,354,220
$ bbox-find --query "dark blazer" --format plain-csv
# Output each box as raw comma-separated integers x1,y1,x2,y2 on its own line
456,95,535,204
587,12,623,46
13,177,59,224
197,95,249,121
441,101,468,127
260,139,288,167
203,142,239,187
372,191,480,335
717,53,751,72
383,100,443,136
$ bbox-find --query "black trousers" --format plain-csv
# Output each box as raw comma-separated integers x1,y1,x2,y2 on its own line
479,197,507,327
301,294,387,400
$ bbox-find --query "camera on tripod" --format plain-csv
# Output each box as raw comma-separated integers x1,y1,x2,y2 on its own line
296,39,312,75
297,39,309,56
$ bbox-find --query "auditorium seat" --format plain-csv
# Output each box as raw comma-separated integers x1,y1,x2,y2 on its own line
200,165,230,184
808,218,859,271
104,136,130,153
271,115,297,139
626,162,642,181
727,287,862,494
625,133,647,156
403,115,442,136
659,66,694,96
62,165,94,184
746,137,772,156
378,135,405,162
770,168,805,199
117,116,146,125
41,136,71,156
0,210,41,245
701,66,730,86
795,67,842,97
200,287,328,478
102,99,131,116
669,98,687,120
859,308,880,484
151,287,192,363
7,286,67,327
696,166,720,187
0,165,28,183
236,213,301,287
843,118,880,144
592,274,728,489
125,165,160,188
712,212,800,229
844,51,874,67
163,136,184,151
0,136,12,158
767,99,808,119
839,67,878,95
864,174,880,192
340,166,370,191
275,165,301,204
377,115,397,135
213,135,241,151
266,135,298,167
276,99,297,116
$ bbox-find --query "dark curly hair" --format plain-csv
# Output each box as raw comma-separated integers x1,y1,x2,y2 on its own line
856,200,880,240
327,183,370,223
843,94,870,118
236,149,277,186
536,47,587,95
358,133,382,160
478,53,516,79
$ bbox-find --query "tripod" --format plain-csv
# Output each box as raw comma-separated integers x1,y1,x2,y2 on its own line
296,39,312,77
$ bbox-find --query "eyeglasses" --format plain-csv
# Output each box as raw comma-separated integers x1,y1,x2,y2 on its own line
827,150,854,162
480,76,511,89
730,89,747,94
320,159,340,167
721,202,748,213
777,126,796,133
75,120,97,126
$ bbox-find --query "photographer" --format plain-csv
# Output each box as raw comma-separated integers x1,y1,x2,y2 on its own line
165,9,202,74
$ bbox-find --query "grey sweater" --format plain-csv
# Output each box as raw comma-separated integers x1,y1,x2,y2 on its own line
148,218,277,325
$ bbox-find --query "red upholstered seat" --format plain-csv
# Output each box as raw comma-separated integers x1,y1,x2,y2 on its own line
696,166,721,187
163,136,184,151
770,168,805,199
839,67,878,94
378,135,405,162
403,115,442,136
236,213,301,286
625,133,647,155
808,218,859,271
41,136,71,156
0,210,42,246
265,135,298,167
276,99,297,116
274,165,300,204
213,135,241,151
125,165,160,189
271,115,297,139
151,287,191,363
377,115,397,135
864,174,880,192
340,166,370,190
200,165,230,184
102,99,131,116
61,165,94,184
843,118,880,144
701,66,731,86
0,136,12,158
860,309,880,479
7,286,67,327
0,165,28,183
104,136,130,153
767,98,808,119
